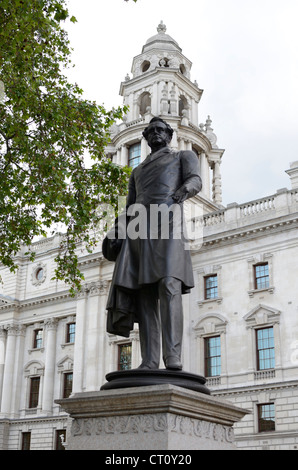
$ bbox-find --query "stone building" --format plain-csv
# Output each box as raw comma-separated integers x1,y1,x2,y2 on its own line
0,23,298,450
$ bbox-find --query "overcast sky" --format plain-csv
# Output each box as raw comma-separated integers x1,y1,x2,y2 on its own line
64,0,298,206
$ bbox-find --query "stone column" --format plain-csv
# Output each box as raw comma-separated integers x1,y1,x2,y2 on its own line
178,139,185,151
120,145,128,166
141,137,149,162
0,325,18,416
200,153,210,199
213,161,222,205
185,140,192,151
11,325,26,417
85,282,101,392
42,318,58,413
97,281,110,386
0,327,7,408
130,330,141,370
72,288,88,394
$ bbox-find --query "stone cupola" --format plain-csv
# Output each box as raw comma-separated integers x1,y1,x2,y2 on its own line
106,22,225,211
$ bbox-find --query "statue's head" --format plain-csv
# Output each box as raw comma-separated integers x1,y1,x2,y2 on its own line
142,117,173,149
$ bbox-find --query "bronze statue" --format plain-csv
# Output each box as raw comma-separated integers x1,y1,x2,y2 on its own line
103,117,202,370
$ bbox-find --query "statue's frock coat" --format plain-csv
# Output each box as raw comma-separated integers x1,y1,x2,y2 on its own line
105,147,202,337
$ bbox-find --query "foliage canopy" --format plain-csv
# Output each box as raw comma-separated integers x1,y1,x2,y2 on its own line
0,0,131,294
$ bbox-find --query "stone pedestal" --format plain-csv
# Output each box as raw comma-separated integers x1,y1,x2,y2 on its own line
56,383,248,450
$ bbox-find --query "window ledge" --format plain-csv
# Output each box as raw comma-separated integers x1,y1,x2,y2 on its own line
248,286,275,298
198,297,223,307
28,347,44,354
61,342,74,349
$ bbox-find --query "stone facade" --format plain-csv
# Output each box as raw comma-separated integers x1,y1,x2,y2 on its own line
0,23,298,450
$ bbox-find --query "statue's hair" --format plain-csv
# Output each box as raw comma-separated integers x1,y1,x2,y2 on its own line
142,117,174,141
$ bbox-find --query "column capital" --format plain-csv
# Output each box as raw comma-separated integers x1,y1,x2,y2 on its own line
44,318,59,331
6,324,26,336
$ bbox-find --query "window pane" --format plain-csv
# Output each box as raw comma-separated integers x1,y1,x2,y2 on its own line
118,343,132,370
29,377,40,408
205,275,218,300
205,336,221,377
63,373,73,398
33,329,43,348
256,328,275,370
255,263,269,289
55,430,66,450
258,403,275,432
66,323,76,343
21,432,31,450
128,143,141,169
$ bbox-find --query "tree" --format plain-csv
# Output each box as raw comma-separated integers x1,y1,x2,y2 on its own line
0,0,131,294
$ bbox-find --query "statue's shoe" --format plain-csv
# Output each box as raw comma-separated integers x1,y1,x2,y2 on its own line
165,357,183,370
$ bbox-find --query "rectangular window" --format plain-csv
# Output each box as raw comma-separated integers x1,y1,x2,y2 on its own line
204,275,218,300
55,429,66,450
21,432,31,450
118,343,132,370
258,403,275,432
63,372,73,398
205,336,221,377
29,377,40,408
33,329,43,349
66,323,76,343
256,327,275,370
254,263,269,290
128,143,141,169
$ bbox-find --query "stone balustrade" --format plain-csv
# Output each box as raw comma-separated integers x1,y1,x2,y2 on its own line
200,188,298,239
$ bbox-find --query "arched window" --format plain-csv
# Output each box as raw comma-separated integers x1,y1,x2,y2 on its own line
139,92,151,117
179,64,186,75
179,95,188,117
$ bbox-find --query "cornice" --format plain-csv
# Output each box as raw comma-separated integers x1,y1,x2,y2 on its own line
211,379,298,398
0,290,73,313
199,214,298,251
120,67,202,98
1,415,68,425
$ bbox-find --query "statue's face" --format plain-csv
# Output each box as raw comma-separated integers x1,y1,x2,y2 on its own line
145,121,171,149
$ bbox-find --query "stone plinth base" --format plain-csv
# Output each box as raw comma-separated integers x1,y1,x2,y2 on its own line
56,384,248,450
101,369,211,394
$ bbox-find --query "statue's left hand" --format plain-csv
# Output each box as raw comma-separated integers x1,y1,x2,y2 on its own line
173,187,189,203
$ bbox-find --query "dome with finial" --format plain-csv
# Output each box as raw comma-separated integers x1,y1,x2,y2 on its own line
142,21,182,53
129,22,191,79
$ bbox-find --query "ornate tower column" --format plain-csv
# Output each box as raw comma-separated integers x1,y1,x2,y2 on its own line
213,160,222,205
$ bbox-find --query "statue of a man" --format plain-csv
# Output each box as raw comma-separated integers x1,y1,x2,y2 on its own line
103,117,202,370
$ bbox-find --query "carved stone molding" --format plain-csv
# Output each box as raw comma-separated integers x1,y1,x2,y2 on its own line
6,324,26,336
77,280,109,298
71,413,234,443
72,414,167,437
31,262,47,287
71,413,234,444
44,318,59,331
